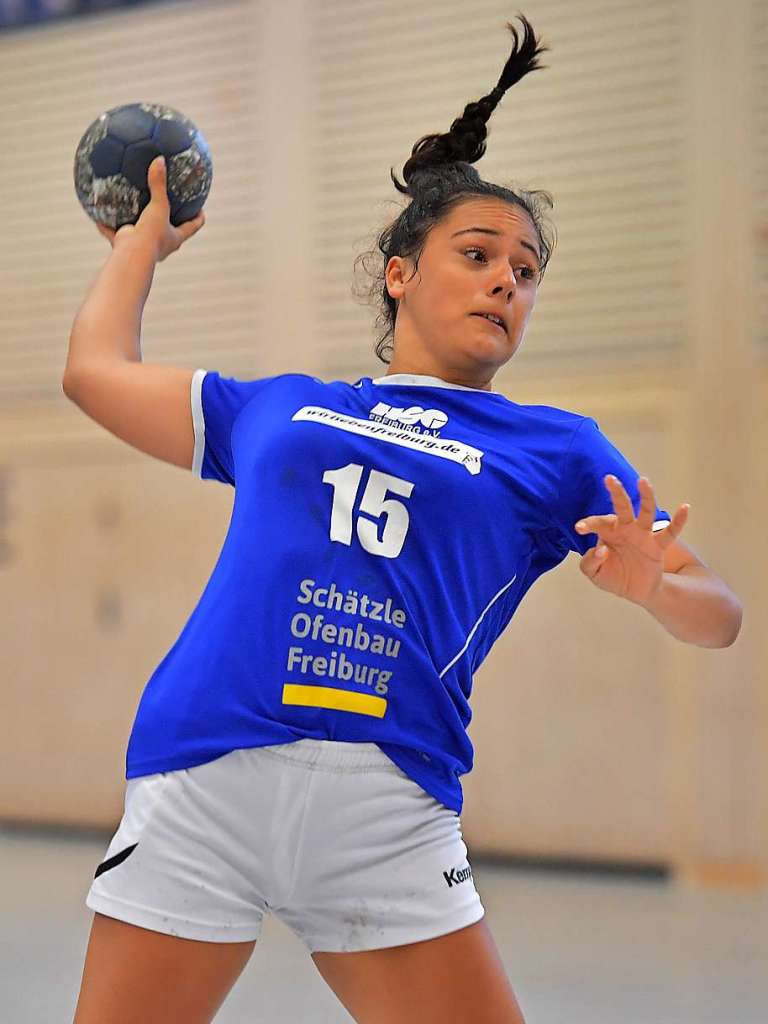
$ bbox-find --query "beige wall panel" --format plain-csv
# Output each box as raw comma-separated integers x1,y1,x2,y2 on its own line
1,430,233,828
671,0,766,881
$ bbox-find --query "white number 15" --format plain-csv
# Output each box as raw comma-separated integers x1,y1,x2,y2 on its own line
322,463,415,559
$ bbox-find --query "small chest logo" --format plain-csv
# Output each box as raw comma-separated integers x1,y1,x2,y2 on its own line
369,402,448,435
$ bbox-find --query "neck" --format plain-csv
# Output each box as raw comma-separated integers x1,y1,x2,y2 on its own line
383,359,494,392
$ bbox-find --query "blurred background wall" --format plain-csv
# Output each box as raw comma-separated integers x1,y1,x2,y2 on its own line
0,0,765,887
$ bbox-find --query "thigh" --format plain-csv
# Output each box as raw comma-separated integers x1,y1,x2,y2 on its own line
73,912,256,1024
312,918,526,1024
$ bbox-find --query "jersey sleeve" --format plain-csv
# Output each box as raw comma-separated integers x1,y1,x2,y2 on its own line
547,416,672,557
190,368,279,485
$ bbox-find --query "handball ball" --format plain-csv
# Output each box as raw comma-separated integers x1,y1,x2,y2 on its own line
73,102,213,230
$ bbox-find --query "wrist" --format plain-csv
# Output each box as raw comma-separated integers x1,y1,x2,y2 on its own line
113,229,159,264
637,572,668,613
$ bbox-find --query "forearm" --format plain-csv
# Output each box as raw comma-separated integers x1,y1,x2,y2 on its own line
65,237,158,374
640,564,742,648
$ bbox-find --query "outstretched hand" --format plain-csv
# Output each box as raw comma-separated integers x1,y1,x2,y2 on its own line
95,156,206,263
575,475,690,607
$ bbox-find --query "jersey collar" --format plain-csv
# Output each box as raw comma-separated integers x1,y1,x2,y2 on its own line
369,373,493,393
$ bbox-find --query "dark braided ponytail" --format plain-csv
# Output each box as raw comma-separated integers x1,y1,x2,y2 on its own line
354,13,557,365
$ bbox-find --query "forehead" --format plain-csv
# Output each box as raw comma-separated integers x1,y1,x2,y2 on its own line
437,197,538,246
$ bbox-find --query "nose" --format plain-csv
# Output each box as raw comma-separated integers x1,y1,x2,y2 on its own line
490,266,517,300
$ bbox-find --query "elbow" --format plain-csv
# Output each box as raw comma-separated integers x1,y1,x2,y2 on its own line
685,594,743,650
707,595,743,649
62,366,86,402
722,599,743,648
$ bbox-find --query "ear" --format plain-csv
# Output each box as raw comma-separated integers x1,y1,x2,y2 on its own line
385,255,408,301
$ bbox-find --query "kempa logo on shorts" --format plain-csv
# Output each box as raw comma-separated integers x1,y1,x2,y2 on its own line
369,401,448,436
443,864,473,888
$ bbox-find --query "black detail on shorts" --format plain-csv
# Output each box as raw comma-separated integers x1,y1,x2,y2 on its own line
443,864,473,888
94,842,139,878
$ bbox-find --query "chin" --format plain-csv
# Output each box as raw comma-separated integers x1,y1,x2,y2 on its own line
462,336,515,368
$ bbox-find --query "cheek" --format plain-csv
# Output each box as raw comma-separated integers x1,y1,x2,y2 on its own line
411,263,479,326
511,300,535,336
420,275,463,322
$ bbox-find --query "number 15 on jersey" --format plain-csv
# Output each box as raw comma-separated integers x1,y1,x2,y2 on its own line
322,463,415,559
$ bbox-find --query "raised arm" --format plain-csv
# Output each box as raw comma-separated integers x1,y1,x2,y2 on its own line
63,156,206,470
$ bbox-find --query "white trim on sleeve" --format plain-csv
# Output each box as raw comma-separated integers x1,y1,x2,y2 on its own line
191,369,208,478
652,519,672,532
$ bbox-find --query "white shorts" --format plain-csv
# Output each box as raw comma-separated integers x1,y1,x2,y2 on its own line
86,739,484,953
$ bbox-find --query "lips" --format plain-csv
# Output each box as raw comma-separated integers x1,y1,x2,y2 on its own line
472,313,507,335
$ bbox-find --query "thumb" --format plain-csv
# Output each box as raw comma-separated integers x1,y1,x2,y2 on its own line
579,544,608,581
150,155,168,193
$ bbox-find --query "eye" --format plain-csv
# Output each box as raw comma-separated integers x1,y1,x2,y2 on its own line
463,247,538,280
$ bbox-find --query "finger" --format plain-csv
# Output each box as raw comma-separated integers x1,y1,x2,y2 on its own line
635,476,657,531
604,474,635,525
579,544,608,581
187,211,206,235
176,211,206,242
655,503,691,548
575,512,617,536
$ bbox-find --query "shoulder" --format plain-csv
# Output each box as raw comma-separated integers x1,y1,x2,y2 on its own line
200,370,330,405
512,401,590,429
494,397,593,449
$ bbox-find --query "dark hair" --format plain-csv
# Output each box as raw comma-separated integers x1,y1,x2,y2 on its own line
354,13,557,365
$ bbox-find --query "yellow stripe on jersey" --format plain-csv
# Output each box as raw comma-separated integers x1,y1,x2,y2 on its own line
282,684,387,718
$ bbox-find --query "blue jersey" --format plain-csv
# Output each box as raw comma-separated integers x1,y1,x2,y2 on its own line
125,371,671,813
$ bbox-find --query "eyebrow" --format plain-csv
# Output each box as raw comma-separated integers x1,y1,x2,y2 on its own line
450,226,541,267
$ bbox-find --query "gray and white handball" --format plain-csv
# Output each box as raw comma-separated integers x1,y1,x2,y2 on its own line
74,102,213,230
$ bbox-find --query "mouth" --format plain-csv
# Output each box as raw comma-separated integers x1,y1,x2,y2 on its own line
471,313,507,336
